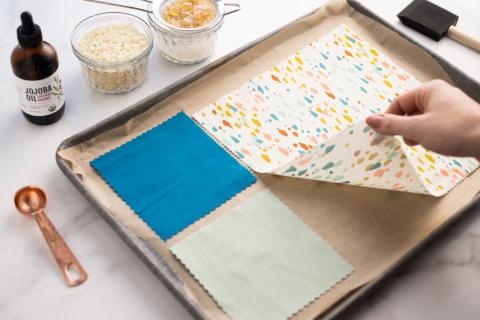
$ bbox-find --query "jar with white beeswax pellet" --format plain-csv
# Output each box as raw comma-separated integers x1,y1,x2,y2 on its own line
71,12,153,93
147,0,240,64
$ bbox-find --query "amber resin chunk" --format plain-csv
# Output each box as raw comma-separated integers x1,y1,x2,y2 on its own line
162,0,216,28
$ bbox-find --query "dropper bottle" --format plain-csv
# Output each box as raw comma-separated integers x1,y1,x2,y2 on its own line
11,12,65,125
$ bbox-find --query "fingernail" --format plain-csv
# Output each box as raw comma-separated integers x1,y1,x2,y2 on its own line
366,115,383,129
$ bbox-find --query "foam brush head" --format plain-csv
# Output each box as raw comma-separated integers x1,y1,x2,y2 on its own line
398,0,458,41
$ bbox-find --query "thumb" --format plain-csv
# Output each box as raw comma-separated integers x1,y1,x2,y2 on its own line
366,114,420,139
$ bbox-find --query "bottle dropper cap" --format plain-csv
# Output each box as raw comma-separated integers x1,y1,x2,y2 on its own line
17,12,43,48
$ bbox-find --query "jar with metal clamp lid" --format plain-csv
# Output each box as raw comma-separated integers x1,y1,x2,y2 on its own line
147,0,240,64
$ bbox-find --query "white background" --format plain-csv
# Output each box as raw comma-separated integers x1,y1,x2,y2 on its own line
1,0,480,319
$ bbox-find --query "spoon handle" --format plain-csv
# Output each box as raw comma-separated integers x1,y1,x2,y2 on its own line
34,210,88,287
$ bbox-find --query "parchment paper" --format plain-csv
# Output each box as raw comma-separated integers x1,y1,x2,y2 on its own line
58,0,480,318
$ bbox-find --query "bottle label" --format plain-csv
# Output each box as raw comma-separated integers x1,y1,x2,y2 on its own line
14,71,65,117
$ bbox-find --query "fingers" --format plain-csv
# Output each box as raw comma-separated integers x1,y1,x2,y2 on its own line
366,113,422,139
403,137,419,146
385,80,442,115
387,88,420,115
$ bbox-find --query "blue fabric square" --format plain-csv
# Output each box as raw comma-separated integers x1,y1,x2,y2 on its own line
91,112,256,240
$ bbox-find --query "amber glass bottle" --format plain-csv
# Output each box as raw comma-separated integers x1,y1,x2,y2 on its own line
11,12,65,125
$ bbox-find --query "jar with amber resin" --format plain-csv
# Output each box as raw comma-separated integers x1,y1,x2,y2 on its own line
148,0,239,64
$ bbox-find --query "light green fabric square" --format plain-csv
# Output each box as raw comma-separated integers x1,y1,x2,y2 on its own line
171,190,353,320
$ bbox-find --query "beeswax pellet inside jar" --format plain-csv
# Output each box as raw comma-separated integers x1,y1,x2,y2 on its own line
162,0,216,28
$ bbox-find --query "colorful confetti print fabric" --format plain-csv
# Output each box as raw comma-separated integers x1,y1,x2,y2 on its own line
91,112,256,240
171,189,353,320
193,24,478,196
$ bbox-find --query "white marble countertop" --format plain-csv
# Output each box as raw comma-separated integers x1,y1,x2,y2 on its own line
1,0,479,319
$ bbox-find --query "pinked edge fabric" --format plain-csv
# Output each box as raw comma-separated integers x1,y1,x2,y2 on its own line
171,189,353,320
91,112,257,240
192,24,478,196
272,120,479,196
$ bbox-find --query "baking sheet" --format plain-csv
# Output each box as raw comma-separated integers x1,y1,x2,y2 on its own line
56,0,480,319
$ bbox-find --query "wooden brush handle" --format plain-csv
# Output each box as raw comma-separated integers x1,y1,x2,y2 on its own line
447,26,480,53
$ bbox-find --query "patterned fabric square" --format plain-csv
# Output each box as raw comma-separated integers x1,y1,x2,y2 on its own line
193,24,478,196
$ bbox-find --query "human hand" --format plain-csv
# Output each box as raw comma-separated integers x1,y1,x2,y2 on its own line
366,80,480,158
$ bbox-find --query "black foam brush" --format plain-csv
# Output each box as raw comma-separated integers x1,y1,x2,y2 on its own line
398,0,480,52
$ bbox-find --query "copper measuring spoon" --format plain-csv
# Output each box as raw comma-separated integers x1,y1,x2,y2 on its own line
14,186,88,287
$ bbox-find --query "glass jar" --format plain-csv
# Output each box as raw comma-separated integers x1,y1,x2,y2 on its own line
71,12,153,93
147,0,239,64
